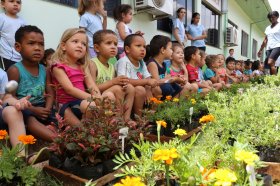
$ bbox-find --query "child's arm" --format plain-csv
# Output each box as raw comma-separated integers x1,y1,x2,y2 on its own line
208,68,220,83
45,67,55,110
84,67,101,96
116,22,128,41
128,78,158,87
53,66,93,99
181,64,189,81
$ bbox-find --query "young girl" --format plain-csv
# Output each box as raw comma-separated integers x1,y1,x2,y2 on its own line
89,30,135,123
185,46,211,94
217,54,227,84
167,43,198,94
243,59,253,79
113,4,143,59
51,28,100,126
78,0,107,58
40,48,55,67
147,35,187,98
225,57,239,84
252,60,264,77
204,55,230,88
116,34,158,116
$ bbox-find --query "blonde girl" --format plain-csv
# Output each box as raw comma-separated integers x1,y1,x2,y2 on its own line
51,28,100,126
78,0,107,57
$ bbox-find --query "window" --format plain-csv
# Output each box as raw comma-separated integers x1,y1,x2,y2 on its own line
47,0,121,17
241,30,249,57
157,0,193,33
252,39,257,60
201,3,220,47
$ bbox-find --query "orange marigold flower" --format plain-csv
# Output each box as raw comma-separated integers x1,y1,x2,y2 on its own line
0,130,8,140
165,95,172,101
18,135,36,145
153,148,178,165
156,120,167,128
199,114,215,123
149,97,158,103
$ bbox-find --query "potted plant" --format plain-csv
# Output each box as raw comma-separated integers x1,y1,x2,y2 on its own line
48,97,149,180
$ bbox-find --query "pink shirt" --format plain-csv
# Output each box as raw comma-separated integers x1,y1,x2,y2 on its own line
217,67,227,82
52,63,85,104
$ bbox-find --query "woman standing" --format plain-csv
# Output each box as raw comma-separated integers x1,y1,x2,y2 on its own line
258,11,280,75
172,7,188,47
186,12,207,51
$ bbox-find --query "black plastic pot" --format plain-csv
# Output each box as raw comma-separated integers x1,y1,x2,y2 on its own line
155,179,180,186
257,146,280,163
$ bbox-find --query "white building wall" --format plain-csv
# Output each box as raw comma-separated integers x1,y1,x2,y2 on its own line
1,0,265,60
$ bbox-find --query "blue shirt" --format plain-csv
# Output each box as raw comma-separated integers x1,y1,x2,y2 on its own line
172,18,185,42
204,68,215,80
15,62,46,105
244,69,252,75
186,24,206,47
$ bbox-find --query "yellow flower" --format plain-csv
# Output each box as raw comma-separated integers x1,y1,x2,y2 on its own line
173,129,187,136
18,135,36,145
156,120,167,128
191,99,196,105
114,176,145,186
199,114,215,123
235,150,260,165
165,95,172,101
173,98,179,102
153,148,178,165
209,169,237,186
0,130,8,140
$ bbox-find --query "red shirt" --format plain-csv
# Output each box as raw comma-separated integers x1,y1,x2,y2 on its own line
186,64,199,83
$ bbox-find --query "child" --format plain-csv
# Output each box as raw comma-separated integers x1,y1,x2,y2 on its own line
78,0,107,58
116,34,158,116
0,0,26,71
204,55,230,88
235,60,246,82
185,46,211,94
51,28,100,126
252,60,264,77
225,57,239,84
167,43,198,94
89,30,135,123
7,25,56,142
147,35,187,98
243,59,253,78
113,4,144,59
40,48,55,67
217,54,227,84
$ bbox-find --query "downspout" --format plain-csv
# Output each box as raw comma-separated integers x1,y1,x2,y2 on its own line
221,0,228,57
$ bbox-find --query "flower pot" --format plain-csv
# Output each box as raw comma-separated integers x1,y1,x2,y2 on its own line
257,146,280,162
0,177,21,186
155,179,180,186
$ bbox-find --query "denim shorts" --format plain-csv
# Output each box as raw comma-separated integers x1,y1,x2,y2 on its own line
160,83,182,98
266,47,280,61
59,100,83,120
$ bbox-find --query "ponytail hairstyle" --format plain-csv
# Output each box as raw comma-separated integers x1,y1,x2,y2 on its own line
113,4,132,21
191,12,200,24
149,35,171,57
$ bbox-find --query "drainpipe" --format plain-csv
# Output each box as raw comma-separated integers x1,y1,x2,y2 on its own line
249,19,267,60
221,0,228,57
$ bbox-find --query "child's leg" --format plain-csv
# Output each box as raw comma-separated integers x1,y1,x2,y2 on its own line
213,83,223,91
64,108,81,126
133,86,147,117
27,116,55,142
2,106,26,148
123,84,135,122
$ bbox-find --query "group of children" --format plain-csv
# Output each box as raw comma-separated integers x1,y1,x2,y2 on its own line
0,0,266,157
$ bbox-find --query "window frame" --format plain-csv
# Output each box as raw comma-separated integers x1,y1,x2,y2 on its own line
241,30,249,57
252,39,257,60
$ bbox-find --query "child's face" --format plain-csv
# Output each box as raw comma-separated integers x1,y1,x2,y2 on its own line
46,53,54,67
217,55,225,67
211,59,220,69
235,62,241,71
1,0,21,16
125,36,146,62
198,54,206,67
171,46,184,65
15,32,44,63
163,42,173,60
192,49,201,64
245,63,252,69
61,33,87,62
229,50,234,56
94,34,118,59
226,61,235,70
122,9,133,24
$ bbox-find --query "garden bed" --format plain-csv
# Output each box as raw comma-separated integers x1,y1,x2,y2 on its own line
258,162,280,182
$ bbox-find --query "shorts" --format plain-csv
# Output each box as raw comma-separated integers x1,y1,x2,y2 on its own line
59,100,83,120
0,108,8,130
160,83,182,98
266,47,280,61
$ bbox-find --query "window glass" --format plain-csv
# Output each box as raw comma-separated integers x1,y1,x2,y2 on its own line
241,30,249,57
201,3,220,47
252,39,257,60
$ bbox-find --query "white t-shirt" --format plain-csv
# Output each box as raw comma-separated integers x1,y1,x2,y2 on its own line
0,13,26,62
79,12,103,48
0,68,8,94
115,23,132,48
116,56,151,79
172,18,185,43
265,23,280,50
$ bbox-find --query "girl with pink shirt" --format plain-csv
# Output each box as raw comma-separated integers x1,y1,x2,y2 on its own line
217,54,227,84
51,28,100,126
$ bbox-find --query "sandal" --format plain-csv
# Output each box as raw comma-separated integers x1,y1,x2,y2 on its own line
27,147,49,165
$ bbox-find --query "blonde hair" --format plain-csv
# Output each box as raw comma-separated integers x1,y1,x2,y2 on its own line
78,0,103,16
51,28,90,69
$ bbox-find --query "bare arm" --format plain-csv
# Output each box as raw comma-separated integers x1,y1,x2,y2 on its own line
173,28,184,46
258,36,267,57
117,22,128,41
45,67,55,110
84,67,101,95
193,30,207,40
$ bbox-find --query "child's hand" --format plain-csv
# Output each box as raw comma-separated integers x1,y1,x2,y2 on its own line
113,76,129,86
147,79,158,88
14,96,32,111
33,107,51,120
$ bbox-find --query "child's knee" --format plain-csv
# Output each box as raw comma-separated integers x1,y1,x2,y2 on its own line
125,84,135,95
102,91,116,101
135,86,146,97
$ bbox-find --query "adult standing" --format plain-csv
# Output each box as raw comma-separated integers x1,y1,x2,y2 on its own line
258,11,280,75
186,12,207,51
172,7,187,47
